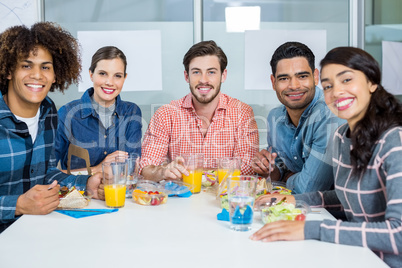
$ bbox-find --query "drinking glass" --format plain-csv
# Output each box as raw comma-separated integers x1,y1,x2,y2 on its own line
102,161,127,208
217,157,241,184
126,153,141,198
181,153,204,194
227,175,257,231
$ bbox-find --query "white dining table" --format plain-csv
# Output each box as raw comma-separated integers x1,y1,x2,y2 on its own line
0,189,388,268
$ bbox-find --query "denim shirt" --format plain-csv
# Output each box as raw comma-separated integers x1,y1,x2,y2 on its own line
267,87,345,194
55,88,142,170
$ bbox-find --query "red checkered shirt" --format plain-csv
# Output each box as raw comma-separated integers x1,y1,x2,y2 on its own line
140,93,259,174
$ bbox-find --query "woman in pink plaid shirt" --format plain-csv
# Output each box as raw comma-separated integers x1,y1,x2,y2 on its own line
251,47,402,267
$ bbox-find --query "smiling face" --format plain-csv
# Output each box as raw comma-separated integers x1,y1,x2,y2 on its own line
90,58,127,107
271,57,318,113
321,64,377,131
6,46,55,117
184,55,227,107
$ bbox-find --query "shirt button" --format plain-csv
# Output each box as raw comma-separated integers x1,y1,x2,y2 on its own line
295,137,298,140
104,151,107,155
104,135,107,138
294,156,297,160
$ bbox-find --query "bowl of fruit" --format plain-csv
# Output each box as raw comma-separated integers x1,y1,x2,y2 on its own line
259,198,310,224
132,180,167,206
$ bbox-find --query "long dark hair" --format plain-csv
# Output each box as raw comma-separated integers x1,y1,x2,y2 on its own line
320,47,402,175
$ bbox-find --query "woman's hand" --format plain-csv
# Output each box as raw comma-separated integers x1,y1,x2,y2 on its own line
91,150,128,174
250,220,305,242
86,172,103,200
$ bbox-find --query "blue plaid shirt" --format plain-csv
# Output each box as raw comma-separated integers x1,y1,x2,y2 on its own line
267,88,345,194
55,87,142,170
0,93,89,232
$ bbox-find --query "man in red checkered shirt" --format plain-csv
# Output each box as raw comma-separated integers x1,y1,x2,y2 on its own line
140,41,259,182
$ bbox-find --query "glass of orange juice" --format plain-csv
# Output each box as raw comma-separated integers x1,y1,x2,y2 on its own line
102,161,127,208
181,154,204,194
217,157,241,184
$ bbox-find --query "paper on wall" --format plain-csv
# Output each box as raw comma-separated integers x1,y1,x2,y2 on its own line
0,0,38,33
244,29,327,90
382,41,402,95
78,30,163,92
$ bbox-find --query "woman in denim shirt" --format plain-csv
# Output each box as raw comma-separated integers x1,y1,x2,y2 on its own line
55,46,142,174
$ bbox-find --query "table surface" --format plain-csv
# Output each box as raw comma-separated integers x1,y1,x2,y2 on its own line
0,189,387,268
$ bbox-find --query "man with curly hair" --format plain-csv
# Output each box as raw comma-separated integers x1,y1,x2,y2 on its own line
0,22,103,233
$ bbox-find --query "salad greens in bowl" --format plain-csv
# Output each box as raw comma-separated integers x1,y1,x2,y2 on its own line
259,199,311,224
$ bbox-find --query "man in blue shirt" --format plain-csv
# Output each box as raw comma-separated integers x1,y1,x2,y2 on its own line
252,42,344,194
0,22,102,233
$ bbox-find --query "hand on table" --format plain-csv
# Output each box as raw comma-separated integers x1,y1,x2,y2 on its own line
250,220,305,242
15,180,60,216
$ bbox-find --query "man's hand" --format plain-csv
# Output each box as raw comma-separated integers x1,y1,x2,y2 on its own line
142,157,189,182
86,172,103,200
15,180,60,216
251,149,278,178
162,157,189,180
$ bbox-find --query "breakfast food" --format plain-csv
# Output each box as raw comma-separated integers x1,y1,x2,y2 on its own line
132,189,167,206
270,186,292,195
202,170,217,187
256,177,272,198
261,201,307,223
58,186,89,209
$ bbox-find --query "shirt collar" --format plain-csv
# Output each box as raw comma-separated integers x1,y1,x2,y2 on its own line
0,91,52,121
299,87,322,120
80,87,121,118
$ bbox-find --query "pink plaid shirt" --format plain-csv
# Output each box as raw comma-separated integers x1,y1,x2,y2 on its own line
140,93,259,175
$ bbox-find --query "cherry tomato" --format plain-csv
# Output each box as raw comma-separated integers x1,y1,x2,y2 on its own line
295,214,306,221
151,196,160,205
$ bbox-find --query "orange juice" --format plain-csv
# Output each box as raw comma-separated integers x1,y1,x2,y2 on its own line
218,169,241,183
183,170,203,193
104,184,126,208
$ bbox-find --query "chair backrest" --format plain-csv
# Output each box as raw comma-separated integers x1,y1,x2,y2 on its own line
67,144,92,175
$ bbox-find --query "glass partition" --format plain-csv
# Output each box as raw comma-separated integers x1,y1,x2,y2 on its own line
45,0,194,133
203,0,350,146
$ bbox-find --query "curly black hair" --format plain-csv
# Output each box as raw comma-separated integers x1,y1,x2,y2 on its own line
320,47,402,175
0,21,81,94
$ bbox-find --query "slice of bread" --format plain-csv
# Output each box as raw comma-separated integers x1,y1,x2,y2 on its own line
58,189,89,209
